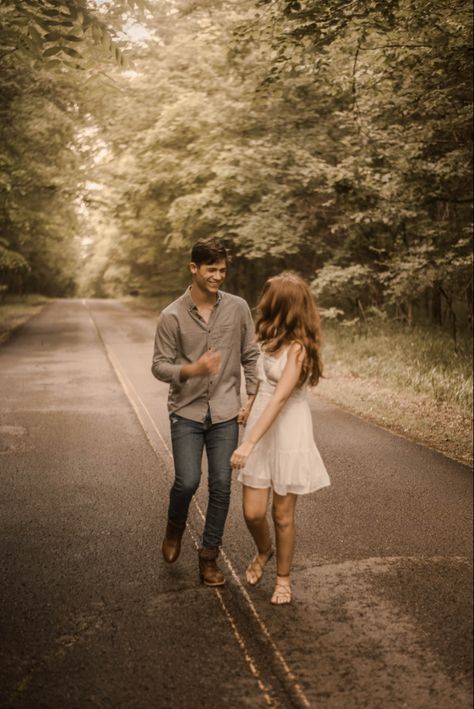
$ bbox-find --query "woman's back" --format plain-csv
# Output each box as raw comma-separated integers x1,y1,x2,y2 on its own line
258,346,308,400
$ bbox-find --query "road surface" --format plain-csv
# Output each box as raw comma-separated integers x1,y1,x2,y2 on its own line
0,299,472,709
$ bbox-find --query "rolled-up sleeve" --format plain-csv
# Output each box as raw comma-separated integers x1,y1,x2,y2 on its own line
240,303,259,395
151,312,182,386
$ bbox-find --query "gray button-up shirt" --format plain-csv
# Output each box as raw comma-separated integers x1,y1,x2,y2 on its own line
152,287,259,423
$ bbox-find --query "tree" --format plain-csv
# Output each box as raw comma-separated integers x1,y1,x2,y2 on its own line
0,0,143,294
2,0,471,334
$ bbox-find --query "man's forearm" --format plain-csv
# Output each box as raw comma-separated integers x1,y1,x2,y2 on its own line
241,348,259,396
179,362,199,382
179,350,221,382
152,314,181,384
152,357,181,384
153,358,201,384
244,393,257,409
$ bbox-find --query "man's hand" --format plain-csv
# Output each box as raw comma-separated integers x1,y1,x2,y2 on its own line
237,394,256,426
196,349,221,375
180,349,221,381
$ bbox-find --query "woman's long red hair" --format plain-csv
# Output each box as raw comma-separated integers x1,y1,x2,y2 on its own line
255,272,322,387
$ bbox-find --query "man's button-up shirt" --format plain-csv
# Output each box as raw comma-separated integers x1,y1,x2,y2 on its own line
151,288,259,423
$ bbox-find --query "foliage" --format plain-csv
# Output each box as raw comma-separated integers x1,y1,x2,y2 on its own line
260,0,473,333
0,241,30,274
0,0,145,295
1,0,472,341
0,0,144,69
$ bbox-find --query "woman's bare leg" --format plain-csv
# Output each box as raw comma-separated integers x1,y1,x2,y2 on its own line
242,485,273,584
271,491,298,604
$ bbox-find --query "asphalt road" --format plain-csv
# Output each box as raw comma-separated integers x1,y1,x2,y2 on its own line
0,299,472,709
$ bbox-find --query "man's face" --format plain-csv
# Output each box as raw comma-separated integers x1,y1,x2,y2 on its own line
190,259,227,294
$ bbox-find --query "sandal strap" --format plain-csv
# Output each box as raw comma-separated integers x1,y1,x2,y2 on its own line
246,547,274,585
274,583,291,592
250,547,274,571
247,555,264,576
271,583,292,604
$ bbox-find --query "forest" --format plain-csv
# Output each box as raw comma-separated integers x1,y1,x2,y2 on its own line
1,0,472,336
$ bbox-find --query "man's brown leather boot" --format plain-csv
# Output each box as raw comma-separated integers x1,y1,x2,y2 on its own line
198,547,225,586
161,520,186,563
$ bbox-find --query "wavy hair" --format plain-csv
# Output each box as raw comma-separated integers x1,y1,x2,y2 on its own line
255,272,322,387
191,237,230,266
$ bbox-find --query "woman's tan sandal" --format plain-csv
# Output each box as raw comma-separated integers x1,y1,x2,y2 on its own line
271,577,292,605
245,547,274,586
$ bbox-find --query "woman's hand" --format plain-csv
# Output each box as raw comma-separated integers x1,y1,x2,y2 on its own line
230,441,255,469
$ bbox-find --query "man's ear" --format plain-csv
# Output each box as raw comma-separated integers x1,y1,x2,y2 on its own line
189,261,198,275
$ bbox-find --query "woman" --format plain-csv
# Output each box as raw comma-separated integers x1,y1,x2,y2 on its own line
231,272,330,605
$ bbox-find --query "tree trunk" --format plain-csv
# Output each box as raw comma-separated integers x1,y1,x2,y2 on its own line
467,281,473,333
431,286,442,326
439,285,458,350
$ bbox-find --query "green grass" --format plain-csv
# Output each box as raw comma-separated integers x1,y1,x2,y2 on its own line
0,294,49,343
322,321,473,416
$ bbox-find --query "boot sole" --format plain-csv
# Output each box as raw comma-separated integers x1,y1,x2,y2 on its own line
200,575,226,587
162,555,179,564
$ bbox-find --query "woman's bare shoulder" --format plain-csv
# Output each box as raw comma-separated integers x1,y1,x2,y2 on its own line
288,341,305,358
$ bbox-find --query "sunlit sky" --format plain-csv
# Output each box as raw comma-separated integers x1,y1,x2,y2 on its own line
120,20,152,43
90,0,152,43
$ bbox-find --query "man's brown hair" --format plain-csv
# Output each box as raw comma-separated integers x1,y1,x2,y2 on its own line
191,238,229,266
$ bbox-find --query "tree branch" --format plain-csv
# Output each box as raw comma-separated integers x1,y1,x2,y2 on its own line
351,35,362,133
360,43,473,51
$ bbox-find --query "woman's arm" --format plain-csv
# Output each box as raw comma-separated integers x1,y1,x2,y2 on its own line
231,343,304,469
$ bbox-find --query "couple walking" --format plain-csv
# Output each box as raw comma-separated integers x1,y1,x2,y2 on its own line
152,238,330,605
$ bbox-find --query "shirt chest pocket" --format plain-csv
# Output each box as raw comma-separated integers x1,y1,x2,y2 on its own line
209,322,234,351
179,328,208,359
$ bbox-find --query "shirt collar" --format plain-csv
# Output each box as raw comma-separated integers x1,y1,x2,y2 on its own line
185,285,222,312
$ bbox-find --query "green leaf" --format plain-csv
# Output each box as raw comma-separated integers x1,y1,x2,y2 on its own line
43,31,62,41
61,46,82,58
41,9,63,18
42,58,63,68
43,46,62,57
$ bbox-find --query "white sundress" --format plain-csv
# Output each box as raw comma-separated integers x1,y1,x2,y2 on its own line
237,346,331,496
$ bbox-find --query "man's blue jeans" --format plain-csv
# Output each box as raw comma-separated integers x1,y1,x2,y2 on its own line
168,413,239,550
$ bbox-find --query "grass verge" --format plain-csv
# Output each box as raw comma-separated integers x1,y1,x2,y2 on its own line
317,322,473,466
0,295,49,344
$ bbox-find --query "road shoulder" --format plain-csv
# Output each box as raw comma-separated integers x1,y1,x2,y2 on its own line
316,368,472,467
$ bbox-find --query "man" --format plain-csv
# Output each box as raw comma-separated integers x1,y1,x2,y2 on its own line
151,238,259,586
